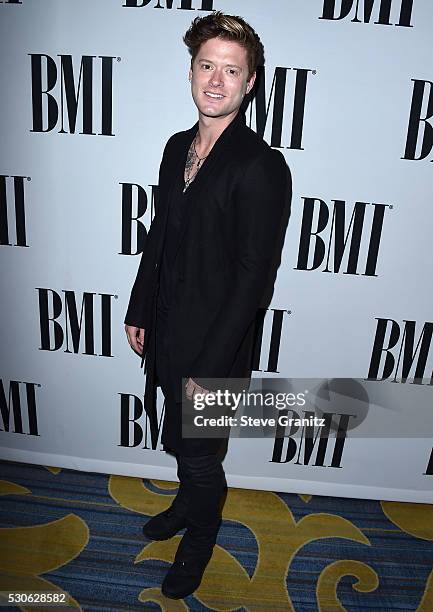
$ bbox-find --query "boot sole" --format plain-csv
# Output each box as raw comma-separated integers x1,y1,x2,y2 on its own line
161,584,199,599
142,525,187,540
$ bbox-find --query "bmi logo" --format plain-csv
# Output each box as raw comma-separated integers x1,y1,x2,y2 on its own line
0,380,39,435
295,199,388,276
368,319,433,384
37,289,116,356
271,411,352,467
246,66,313,150
120,182,159,255
30,54,116,135
319,0,414,27
123,0,213,10
0,175,28,247
251,308,291,374
119,393,165,450
403,79,433,161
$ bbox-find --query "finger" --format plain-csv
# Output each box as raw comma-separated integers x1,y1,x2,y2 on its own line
191,382,205,400
125,326,135,347
130,334,142,355
189,378,203,392
185,377,194,400
131,341,142,355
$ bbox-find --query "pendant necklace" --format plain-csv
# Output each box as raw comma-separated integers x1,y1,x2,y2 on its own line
183,134,208,193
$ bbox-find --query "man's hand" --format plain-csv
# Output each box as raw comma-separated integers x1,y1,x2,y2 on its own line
125,324,145,356
185,377,212,400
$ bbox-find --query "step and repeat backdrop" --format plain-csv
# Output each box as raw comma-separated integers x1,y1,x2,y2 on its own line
1,0,432,503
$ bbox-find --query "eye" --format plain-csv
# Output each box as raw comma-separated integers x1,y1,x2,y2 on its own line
228,68,239,76
201,63,212,70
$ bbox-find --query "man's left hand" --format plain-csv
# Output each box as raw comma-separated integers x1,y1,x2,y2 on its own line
185,377,212,400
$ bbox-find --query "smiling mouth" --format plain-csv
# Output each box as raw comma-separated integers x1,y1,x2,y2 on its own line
204,91,225,99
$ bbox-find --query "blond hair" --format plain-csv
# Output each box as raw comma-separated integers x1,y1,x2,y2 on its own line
183,11,264,78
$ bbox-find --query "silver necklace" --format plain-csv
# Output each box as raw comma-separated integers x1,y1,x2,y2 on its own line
183,135,208,192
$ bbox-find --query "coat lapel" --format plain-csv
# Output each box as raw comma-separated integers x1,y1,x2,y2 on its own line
172,110,245,262
155,125,196,264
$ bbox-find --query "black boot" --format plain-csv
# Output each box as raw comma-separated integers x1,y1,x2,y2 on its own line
143,450,192,540
161,518,221,599
143,483,189,540
161,452,226,599
142,504,188,540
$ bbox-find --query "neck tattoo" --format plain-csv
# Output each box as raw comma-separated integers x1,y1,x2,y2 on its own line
183,133,208,193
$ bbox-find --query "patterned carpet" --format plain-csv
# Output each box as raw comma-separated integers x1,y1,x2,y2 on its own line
0,459,432,611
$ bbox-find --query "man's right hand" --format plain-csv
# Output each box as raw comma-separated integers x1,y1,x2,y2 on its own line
125,324,145,356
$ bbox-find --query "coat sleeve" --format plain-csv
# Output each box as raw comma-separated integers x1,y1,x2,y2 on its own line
123,136,173,328
189,148,292,385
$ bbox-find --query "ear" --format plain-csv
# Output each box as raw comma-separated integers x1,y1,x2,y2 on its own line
246,71,256,95
188,67,192,82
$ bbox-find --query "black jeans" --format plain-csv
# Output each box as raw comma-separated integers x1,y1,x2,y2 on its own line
173,452,227,560
174,452,226,526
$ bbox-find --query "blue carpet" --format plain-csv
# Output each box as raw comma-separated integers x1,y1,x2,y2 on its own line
0,459,432,611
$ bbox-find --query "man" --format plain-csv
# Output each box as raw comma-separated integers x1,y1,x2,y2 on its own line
124,12,291,600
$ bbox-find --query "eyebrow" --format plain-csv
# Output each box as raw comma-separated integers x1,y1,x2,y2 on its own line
198,58,243,71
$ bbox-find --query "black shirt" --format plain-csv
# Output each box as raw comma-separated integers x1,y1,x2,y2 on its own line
156,169,190,316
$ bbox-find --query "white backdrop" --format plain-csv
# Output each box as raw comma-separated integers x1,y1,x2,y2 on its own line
1,0,432,503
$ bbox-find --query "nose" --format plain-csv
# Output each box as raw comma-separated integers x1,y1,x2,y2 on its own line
209,68,223,88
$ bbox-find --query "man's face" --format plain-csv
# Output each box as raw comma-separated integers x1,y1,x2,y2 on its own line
189,37,256,121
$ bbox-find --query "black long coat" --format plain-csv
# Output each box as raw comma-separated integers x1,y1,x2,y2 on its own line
124,110,292,449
